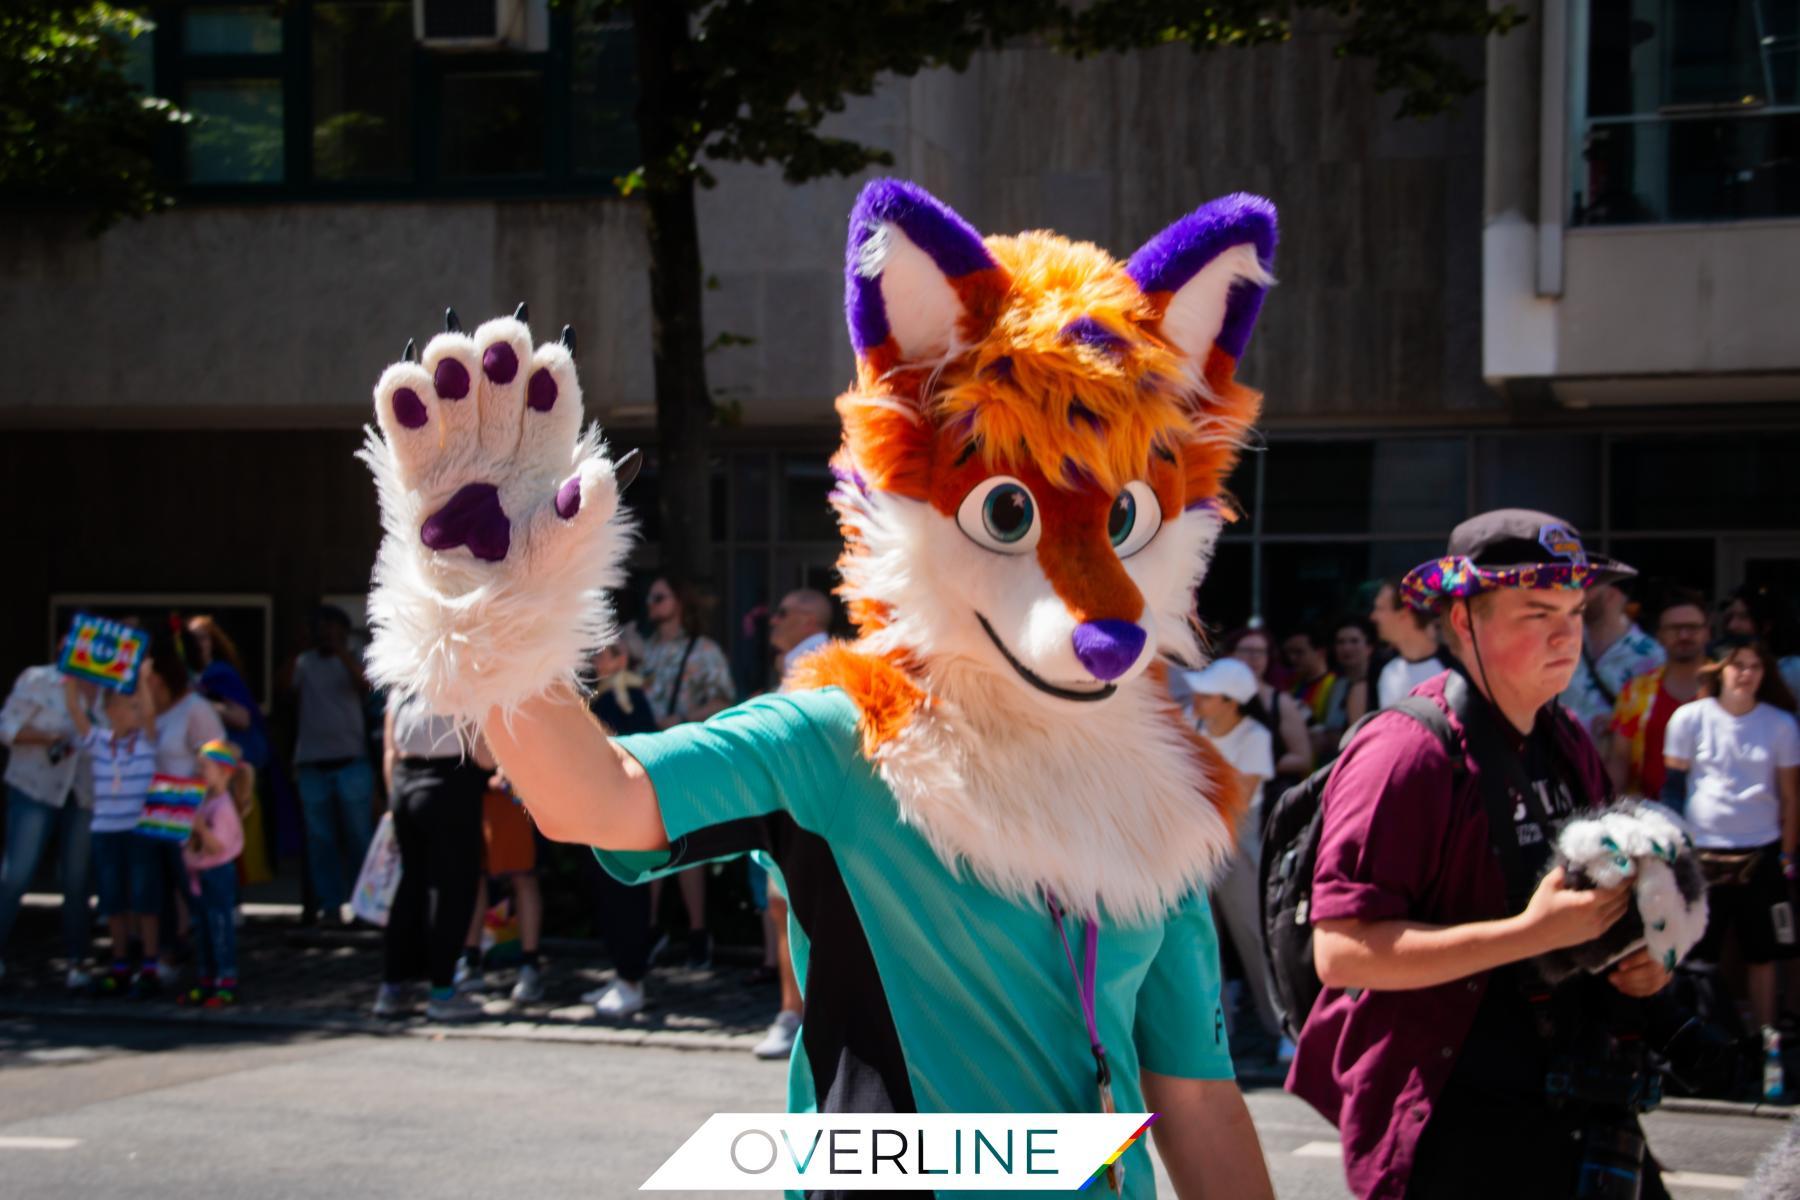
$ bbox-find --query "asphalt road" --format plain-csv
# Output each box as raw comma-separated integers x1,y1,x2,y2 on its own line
0,1017,1789,1199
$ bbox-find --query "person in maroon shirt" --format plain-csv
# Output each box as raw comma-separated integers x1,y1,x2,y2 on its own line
1287,510,1676,1200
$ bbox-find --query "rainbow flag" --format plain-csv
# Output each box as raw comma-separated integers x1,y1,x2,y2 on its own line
60,613,147,693
136,776,204,842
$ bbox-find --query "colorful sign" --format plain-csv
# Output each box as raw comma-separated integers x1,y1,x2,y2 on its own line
59,613,147,693
136,775,204,842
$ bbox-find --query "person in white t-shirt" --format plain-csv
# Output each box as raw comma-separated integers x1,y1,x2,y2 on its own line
1186,656,1282,1061
1370,579,1445,709
1663,638,1800,1035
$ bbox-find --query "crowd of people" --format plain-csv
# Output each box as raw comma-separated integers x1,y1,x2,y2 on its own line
1,564,1796,1095
0,581,835,1061
1181,572,1800,1110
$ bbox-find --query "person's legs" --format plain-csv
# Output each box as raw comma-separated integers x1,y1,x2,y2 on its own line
199,866,238,985
188,880,216,985
127,835,163,960
383,771,430,985
333,760,377,887
678,868,705,932
1749,962,1777,1030
0,789,59,956
425,766,484,990
1211,853,1282,1042
588,859,653,984
512,873,542,958
295,765,345,912
55,796,93,965
770,893,801,1017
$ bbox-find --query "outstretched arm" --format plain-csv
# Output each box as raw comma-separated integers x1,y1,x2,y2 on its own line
482,686,666,851
1141,1073,1272,1200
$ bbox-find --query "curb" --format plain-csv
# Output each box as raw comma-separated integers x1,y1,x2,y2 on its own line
0,997,763,1055
1655,1096,1797,1121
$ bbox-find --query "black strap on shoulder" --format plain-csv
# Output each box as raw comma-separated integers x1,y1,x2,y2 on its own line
1442,669,1539,915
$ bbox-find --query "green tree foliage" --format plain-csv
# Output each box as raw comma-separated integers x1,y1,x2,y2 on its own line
0,2,189,229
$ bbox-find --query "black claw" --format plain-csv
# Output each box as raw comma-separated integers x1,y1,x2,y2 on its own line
403,338,418,363
613,448,642,493
560,324,577,359
445,307,461,333
513,301,529,322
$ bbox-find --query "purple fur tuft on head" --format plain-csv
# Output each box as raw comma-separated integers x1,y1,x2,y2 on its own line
1060,316,1128,357
844,179,995,357
1125,193,1277,360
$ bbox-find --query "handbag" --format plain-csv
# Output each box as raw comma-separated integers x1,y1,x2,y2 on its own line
350,811,403,926
1696,847,1762,889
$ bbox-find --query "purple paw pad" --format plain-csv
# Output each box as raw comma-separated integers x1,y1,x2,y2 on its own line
555,475,582,519
527,368,558,412
434,358,471,401
482,342,519,385
421,482,510,562
392,387,428,429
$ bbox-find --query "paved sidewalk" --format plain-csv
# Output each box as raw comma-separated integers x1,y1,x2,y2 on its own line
0,901,781,1051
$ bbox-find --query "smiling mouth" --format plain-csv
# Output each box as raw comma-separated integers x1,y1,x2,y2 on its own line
975,613,1117,703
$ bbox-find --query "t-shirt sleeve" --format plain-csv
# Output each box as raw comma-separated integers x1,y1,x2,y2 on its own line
594,688,864,885
0,672,42,746
1774,711,1800,770
1663,704,1698,762
1310,712,1457,924
1134,891,1235,1080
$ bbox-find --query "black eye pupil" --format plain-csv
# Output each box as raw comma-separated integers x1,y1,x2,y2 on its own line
988,489,1027,536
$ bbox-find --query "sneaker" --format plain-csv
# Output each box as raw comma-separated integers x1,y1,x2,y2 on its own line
203,985,239,1009
91,970,130,998
687,930,714,971
592,978,645,1019
647,932,671,968
753,1010,801,1059
65,967,93,991
452,956,483,994
372,982,414,1018
177,985,211,1007
156,959,181,987
510,964,545,1004
128,970,163,1001
425,991,486,1023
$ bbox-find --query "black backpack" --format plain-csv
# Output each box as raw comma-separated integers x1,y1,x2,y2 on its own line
1258,696,1462,1041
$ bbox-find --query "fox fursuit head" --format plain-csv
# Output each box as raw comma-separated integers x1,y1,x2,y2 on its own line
789,180,1278,926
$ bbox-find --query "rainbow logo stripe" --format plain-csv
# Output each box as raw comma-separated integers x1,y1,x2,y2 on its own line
136,775,204,842
1081,1113,1158,1190
60,613,147,693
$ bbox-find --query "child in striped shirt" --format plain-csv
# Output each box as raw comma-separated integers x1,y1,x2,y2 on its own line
63,677,161,997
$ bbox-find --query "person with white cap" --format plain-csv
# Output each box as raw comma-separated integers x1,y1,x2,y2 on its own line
1186,656,1283,1062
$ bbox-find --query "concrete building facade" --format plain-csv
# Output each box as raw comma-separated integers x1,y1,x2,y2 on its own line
4,1,1797,699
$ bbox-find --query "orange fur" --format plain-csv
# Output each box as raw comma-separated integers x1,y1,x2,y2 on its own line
786,643,928,757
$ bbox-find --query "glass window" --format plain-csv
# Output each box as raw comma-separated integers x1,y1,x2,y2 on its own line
1578,1,1800,225
1261,438,1464,536
1607,537,1717,598
185,80,285,183
1610,433,1800,531
312,1,414,183
731,453,772,542
779,455,838,542
439,70,547,179
571,6,639,178
1194,542,1254,636
1474,435,1601,531
184,5,283,55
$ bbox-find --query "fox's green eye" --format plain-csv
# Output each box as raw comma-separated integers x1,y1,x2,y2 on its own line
956,477,1041,555
1110,481,1163,558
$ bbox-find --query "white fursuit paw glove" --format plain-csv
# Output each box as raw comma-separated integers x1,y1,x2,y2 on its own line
1535,799,1709,984
357,308,636,723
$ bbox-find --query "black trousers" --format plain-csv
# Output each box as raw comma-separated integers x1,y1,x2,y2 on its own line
1406,1087,1670,1199
384,758,485,989
582,849,653,984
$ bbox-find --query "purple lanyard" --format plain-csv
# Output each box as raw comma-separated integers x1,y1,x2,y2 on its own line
1046,894,1124,1191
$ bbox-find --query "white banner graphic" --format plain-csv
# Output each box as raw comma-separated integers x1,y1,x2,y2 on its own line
641,1113,1156,1191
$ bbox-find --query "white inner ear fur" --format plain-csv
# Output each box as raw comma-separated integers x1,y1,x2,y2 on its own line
1158,243,1274,358
858,221,967,363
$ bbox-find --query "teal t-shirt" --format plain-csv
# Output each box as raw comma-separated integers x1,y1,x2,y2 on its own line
600,688,1232,1198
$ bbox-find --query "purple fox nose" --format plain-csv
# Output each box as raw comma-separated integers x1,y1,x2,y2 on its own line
1071,620,1146,682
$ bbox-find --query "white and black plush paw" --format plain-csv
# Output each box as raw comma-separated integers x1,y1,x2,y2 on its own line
358,306,635,722
1535,799,1709,985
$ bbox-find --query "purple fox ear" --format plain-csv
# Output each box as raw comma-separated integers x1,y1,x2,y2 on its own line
1126,194,1277,363
845,180,1007,371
